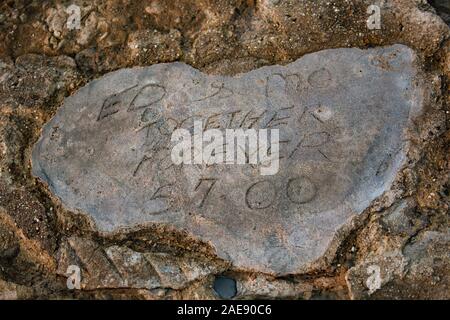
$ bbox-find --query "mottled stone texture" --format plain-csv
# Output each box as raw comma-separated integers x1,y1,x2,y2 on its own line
32,44,422,275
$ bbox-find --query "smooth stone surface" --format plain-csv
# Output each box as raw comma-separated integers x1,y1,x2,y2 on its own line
32,44,422,275
213,276,237,299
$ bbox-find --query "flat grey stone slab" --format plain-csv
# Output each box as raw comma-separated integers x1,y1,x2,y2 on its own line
32,45,422,275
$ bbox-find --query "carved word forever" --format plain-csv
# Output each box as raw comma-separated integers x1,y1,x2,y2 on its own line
171,121,280,175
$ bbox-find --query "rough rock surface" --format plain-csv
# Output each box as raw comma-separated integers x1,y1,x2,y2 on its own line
0,0,449,299
32,45,423,275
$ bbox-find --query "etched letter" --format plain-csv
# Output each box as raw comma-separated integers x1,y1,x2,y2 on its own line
193,120,203,165
171,128,192,165
203,129,224,165
225,129,258,165
259,129,279,176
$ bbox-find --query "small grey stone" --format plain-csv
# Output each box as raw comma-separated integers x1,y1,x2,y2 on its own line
32,44,423,275
213,276,237,299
